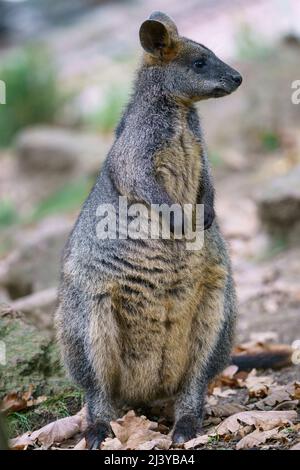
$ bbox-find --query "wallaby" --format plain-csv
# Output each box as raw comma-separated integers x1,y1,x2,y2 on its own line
56,11,243,448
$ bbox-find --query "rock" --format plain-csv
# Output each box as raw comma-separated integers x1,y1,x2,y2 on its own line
0,216,72,298
3,287,57,331
15,126,110,176
220,149,249,172
257,165,300,243
0,311,69,397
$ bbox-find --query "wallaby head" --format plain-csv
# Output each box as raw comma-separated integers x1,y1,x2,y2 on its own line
139,11,242,102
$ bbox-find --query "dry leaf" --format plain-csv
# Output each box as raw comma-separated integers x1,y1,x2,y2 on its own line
208,365,242,391
290,442,300,450
127,429,171,450
1,386,47,415
184,434,210,449
206,395,218,406
110,410,157,442
236,427,280,450
10,414,82,449
216,410,297,436
102,411,171,450
101,437,123,450
73,438,87,450
255,385,291,409
76,406,88,432
1,393,27,414
27,396,47,407
290,382,300,400
10,433,35,450
207,403,247,418
138,437,172,450
273,400,299,411
222,365,239,379
31,415,82,447
212,387,237,398
22,384,34,402
238,369,274,398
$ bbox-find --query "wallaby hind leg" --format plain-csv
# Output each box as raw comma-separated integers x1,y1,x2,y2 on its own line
85,386,117,449
172,277,235,443
56,286,118,449
172,317,234,443
173,374,208,444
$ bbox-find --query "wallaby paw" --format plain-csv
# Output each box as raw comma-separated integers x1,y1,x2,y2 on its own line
84,421,111,450
172,415,200,444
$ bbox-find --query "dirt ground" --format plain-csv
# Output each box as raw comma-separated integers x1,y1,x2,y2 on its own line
215,155,300,347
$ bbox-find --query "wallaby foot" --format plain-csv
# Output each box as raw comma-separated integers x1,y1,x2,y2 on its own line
172,414,201,444
173,378,206,444
85,420,111,450
85,387,116,450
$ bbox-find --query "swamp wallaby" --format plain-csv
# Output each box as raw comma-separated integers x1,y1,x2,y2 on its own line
56,11,243,448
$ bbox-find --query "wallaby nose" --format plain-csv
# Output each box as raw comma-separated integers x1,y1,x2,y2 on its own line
232,74,242,86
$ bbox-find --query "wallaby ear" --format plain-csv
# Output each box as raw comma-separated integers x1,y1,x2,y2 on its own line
139,11,178,58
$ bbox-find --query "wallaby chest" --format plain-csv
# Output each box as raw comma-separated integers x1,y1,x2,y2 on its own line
154,115,201,205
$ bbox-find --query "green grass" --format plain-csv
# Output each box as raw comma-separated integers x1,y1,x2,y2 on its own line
208,434,220,444
0,178,93,231
6,389,84,438
0,45,64,147
260,131,281,152
0,179,93,258
85,84,129,133
31,177,93,221
0,199,19,227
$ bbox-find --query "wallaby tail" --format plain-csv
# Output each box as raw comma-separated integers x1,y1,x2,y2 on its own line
231,344,293,371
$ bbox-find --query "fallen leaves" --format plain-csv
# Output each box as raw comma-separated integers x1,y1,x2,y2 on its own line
101,411,172,450
212,387,237,398
238,369,274,398
0,385,47,415
1,393,28,415
236,427,281,450
10,410,85,450
254,385,293,409
216,410,297,436
292,382,300,400
184,434,210,449
6,365,300,451
290,442,300,450
207,403,247,418
203,367,300,450
8,402,300,451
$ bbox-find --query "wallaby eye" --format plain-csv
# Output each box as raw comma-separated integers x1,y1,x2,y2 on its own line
192,59,206,73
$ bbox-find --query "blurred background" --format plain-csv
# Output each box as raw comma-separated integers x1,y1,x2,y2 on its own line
0,0,300,441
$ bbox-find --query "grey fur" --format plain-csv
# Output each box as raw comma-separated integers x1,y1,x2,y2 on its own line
56,11,242,448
